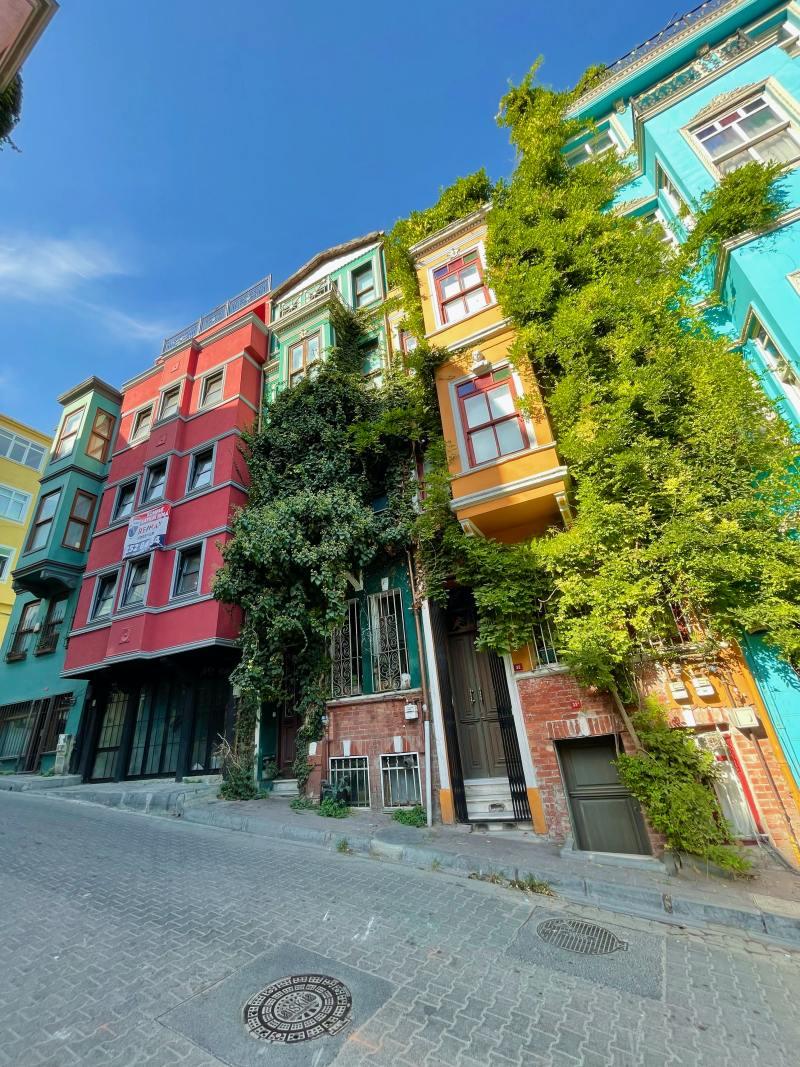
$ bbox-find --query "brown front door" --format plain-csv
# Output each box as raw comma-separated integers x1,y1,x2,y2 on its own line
278,708,299,774
447,633,506,779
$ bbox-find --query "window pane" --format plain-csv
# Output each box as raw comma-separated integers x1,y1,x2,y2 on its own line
9,440,25,462
495,418,525,456
95,411,113,434
86,436,106,460
594,130,614,152
73,493,94,520
465,288,489,314
718,149,751,174
290,344,304,371
63,520,85,549
440,274,461,300
701,125,745,158
459,263,481,289
487,384,515,420
470,427,499,464
307,335,320,361
463,393,490,428
28,525,49,551
738,105,781,139
0,430,9,456
758,128,799,164
443,297,467,323
191,451,213,489
40,493,59,521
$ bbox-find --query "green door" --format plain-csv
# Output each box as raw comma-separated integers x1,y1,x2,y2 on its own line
557,736,651,855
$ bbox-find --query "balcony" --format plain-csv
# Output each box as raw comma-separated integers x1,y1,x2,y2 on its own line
161,274,272,355
273,276,338,325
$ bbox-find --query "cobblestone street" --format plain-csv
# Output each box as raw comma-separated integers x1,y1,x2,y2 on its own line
1,792,799,1067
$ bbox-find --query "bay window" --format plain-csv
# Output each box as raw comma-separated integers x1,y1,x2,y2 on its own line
457,368,529,466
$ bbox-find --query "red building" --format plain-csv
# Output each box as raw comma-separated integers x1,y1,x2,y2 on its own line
63,277,271,782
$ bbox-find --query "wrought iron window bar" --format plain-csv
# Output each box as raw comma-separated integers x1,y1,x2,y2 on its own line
329,756,371,807
381,752,421,809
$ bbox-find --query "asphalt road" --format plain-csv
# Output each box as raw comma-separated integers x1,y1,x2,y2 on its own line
0,791,798,1067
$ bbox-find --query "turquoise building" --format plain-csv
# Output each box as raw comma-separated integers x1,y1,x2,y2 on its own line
0,377,121,774
568,0,800,788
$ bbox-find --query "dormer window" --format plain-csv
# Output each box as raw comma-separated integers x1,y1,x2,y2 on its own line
434,250,491,326
457,368,529,467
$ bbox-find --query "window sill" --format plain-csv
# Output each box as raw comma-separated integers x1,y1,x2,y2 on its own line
169,592,202,605
453,440,556,479
33,647,57,657
427,299,499,338
5,652,26,662
327,687,422,707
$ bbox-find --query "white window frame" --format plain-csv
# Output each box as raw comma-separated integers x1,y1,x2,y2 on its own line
380,752,422,810
139,457,169,507
111,478,139,523
689,90,800,177
0,428,46,471
655,161,695,230
119,554,152,610
186,444,216,495
0,545,15,582
130,405,153,443
0,484,32,524
788,269,800,297
748,312,800,417
199,367,225,409
157,382,182,422
329,755,371,807
91,570,119,621
170,542,205,600
563,125,620,168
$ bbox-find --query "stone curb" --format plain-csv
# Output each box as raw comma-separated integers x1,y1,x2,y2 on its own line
0,775,82,792
175,806,800,948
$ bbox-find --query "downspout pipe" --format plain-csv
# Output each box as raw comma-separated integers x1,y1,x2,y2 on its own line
407,547,433,827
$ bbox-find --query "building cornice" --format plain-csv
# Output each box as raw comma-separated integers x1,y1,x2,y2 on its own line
61,636,239,676
409,205,491,259
714,204,800,291
450,465,569,513
57,376,122,407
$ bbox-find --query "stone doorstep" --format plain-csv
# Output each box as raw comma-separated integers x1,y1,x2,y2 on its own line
0,774,82,792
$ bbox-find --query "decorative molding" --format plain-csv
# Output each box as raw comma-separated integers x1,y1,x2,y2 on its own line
409,205,491,259
450,465,569,513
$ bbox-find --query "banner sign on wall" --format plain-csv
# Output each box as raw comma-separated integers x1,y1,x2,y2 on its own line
123,504,170,558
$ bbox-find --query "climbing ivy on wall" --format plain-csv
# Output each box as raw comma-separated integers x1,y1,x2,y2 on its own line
0,73,22,149
214,302,426,793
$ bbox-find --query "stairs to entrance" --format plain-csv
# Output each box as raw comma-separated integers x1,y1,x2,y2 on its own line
271,778,299,798
464,777,515,821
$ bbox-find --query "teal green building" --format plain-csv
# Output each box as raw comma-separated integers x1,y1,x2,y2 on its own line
568,0,800,788
0,377,121,774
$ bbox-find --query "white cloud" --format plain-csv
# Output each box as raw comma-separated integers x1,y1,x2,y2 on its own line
0,234,124,297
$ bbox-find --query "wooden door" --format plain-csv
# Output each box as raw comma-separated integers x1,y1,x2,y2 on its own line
278,708,299,773
558,737,651,855
447,633,506,779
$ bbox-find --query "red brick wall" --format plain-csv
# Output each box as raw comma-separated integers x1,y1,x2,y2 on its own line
515,670,664,852
729,729,800,865
306,692,428,813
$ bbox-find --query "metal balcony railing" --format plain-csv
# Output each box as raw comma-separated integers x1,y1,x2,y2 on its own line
5,626,34,661
273,276,338,322
604,1,736,80
161,274,272,355
35,621,62,655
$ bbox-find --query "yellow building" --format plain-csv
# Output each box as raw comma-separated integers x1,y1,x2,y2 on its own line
0,414,51,645
409,207,800,866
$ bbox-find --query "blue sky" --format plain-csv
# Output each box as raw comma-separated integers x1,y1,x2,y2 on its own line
0,0,681,434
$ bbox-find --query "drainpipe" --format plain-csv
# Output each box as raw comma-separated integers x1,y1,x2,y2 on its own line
406,547,433,827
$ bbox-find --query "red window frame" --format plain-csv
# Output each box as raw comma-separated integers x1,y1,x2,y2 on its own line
433,250,491,325
457,369,529,468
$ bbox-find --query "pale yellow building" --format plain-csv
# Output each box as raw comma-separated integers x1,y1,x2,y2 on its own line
0,414,51,645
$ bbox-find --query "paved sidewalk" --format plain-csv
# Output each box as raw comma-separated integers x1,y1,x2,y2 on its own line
6,773,800,947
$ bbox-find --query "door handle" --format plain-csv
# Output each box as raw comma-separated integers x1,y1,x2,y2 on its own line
469,688,476,705
478,687,484,705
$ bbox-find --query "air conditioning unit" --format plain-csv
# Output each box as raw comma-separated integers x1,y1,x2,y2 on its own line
729,706,759,730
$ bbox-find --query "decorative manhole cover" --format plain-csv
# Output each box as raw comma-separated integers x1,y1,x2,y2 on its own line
243,974,352,1043
536,918,628,955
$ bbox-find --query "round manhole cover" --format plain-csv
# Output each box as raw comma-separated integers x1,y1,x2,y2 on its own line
243,974,352,1043
537,918,628,955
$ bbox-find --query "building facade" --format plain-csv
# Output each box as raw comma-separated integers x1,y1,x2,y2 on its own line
409,204,800,864
62,277,271,783
0,379,120,774
260,236,430,814
567,0,800,847
0,413,51,645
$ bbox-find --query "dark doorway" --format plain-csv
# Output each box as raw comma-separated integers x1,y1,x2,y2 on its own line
557,736,651,855
277,706,299,774
447,632,506,779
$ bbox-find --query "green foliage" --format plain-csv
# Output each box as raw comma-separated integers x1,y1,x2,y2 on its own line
216,733,261,801
290,795,318,812
0,73,22,149
508,875,555,896
391,803,427,827
318,797,350,819
616,702,750,872
336,837,351,853
215,301,424,793
385,170,494,339
681,160,787,267
477,65,800,687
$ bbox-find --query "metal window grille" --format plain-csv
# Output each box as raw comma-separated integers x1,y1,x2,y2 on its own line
329,756,370,807
368,589,409,693
532,616,559,667
36,599,67,655
0,702,36,761
381,752,421,809
330,600,362,698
